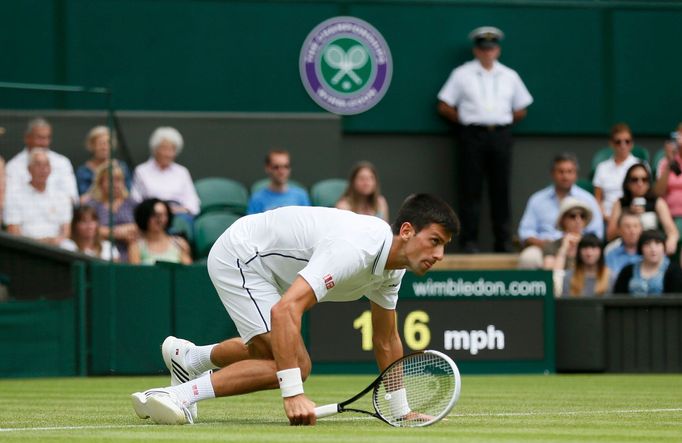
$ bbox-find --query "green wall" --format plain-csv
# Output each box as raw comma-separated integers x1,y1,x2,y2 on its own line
2,1,681,134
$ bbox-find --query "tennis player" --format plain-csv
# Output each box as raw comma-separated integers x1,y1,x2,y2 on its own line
131,193,459,426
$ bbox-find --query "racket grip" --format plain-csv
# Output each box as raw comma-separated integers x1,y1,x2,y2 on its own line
315,403,340,418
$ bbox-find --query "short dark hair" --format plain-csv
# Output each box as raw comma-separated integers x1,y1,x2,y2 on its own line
551,152,579,171
265,149,289,165
391,193,460,236
637,229,666,255
134,198,173,232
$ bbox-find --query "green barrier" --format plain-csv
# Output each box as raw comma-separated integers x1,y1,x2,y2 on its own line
89,263,239,375
0,299,77,377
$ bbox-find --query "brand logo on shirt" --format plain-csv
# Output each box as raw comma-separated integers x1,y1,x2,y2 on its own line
299,16,392,115
324,274,335,289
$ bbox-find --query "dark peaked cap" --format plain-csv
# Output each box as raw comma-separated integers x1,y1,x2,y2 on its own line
468,26,504,48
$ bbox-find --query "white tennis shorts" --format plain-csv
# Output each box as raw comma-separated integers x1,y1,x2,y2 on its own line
207,246,281,343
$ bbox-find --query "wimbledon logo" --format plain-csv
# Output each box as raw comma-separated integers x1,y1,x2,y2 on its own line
299,16,393,115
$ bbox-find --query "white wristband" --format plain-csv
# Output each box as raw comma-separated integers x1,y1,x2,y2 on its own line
387,388,411,418
277,367,304,398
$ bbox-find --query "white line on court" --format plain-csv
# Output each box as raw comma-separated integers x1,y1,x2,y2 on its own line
1,408,680,432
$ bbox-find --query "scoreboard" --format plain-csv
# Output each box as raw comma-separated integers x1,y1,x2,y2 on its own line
307,270,555,374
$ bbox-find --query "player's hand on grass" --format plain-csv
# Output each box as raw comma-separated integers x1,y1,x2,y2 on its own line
283,394,317,426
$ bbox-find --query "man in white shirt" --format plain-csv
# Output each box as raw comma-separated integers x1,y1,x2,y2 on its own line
4,149,72,245
5,118,79,204
437,26,533,253
131,194,459,426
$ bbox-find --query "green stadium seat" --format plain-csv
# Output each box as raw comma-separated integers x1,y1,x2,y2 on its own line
575,178,594,195
310,178,348,207
170,213,194,244
195,177,249,215
652,148,665,179
193,211,241,258
589,146,650,180
250,178,306,195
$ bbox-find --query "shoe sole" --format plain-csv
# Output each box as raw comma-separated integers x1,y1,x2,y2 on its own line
131,392,150,419
145,395,190,425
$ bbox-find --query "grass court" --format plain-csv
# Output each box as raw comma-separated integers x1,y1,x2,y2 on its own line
1,374,681,442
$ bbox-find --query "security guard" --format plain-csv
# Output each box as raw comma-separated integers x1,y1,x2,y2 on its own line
437,26,533,253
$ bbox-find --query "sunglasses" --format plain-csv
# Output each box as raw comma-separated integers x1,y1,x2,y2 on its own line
628,176,649,184
613,138,633,146
566,211,587,220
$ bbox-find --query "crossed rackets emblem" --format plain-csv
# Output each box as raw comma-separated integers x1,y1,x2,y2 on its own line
323,44,369,89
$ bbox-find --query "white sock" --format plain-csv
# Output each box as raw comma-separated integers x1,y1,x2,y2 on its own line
167,372,215,405
188,344,218,373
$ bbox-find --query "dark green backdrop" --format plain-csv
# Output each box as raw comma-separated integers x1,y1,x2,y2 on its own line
2,0,681,134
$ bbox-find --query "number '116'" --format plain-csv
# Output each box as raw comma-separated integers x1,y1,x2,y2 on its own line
352,310,431,351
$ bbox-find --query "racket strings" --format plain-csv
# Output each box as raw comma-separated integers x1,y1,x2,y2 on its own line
373,353,456,427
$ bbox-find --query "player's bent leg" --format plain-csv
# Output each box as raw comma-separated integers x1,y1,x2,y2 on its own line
210,337,251,367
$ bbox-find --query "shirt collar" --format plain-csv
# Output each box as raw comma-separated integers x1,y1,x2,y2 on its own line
371,227,394,276
474,59,500,75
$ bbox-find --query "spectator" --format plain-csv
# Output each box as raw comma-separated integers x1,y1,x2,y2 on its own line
5,117,78,204
593,123,642,222
247,149,310,214
61,205,119,261
437,26,533,253
75,125,132,200
605,211,643,277
613,230,682,295
4,149,72,245
607,163,678,254
554,234,611,298
655,131,682,233
128,198,192,265
85,161,138,262
542,197,593,270
131,127,200,220
518,153,603,269
336,161,389,222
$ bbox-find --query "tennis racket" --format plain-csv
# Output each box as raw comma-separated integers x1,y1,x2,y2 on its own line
314,350,461,427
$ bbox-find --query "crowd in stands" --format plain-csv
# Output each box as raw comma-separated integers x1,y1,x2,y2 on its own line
2,116,682,298
0,118,392,269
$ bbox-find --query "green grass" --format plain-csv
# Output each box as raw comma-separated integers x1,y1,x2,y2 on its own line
0,374,681,442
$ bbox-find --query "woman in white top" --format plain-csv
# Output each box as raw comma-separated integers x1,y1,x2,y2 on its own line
130,127,200,218
61,205,119,261
593,123,642,223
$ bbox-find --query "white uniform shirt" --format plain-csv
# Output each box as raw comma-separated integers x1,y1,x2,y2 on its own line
4,182,72,239
437,59,533,125
131,158,200,215
592,154,640,216
5,148,78,204
217,206,404,309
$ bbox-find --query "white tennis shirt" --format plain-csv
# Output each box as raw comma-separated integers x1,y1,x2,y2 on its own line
214,206,405,309
437,59,533,125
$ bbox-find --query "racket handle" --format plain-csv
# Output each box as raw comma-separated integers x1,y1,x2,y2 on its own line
315,403,340,418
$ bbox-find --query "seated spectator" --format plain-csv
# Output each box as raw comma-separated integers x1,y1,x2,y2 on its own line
593,123,642,223
605,211,643,276
4,149,72,245
518,153,603,269
76,125,132,200
247,149,310,214
5,117,79,204
85,161,138,262
543,197,593,270
128,198,192,265
131,127,200,220
336,161,389,222
61,206,119,261
554,234,611,298
655,130,682,233
607,163,678,254
613,230,682,295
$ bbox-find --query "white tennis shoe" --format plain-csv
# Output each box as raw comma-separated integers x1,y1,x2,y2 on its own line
130,389,194,425
161,336,205,420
